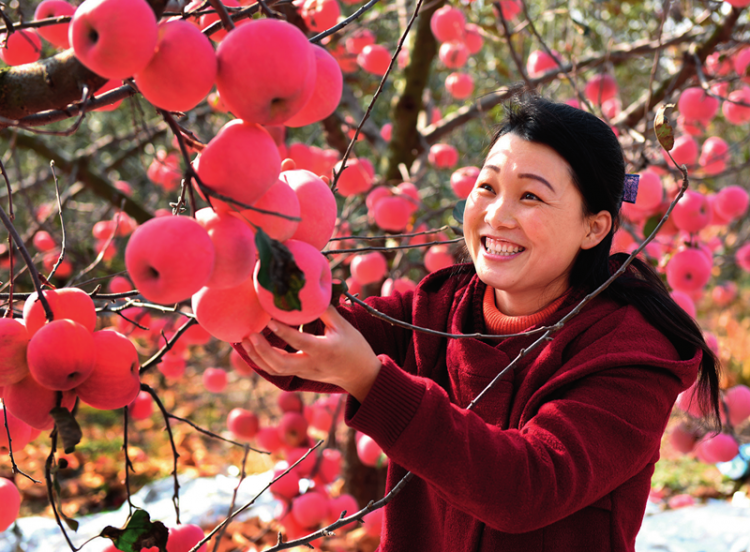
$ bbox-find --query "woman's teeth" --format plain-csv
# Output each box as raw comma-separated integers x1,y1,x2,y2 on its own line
484,237,525,256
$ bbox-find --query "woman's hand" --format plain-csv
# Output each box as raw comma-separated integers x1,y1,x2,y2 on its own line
242,305,382,402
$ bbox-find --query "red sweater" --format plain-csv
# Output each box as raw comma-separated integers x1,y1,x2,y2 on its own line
233,264,700,552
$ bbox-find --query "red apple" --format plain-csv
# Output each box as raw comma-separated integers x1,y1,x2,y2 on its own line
334,158,373,197
202,367,228,393
125,216,216,305
429,143,459,169
270,463,301,499
666,247,712,293
216,19,316,125
278,411,309,448
671,190,710,234
430,5,465,43
345,29,375,54
357,44,391,76
678,87,719,123
381,276,417,297
195,208,257,290
197,120,281,210
450,166,479,198
0,29,42,66
227,408,259,440
192,275,271,343
737,243,750,272
350,252,387,285
424,244,454,272
292,492,329,529
167,523,207,552
439,41,469,69
35,0,76,48
27,319,96,391
278,391,304,413
300,0,341,33
722,86,750,125
236,179,301,242
463,23,483,54
69,0,159,79
257,426,285,453
75,329,140,410
373,196,412,232
666,135,698,167
4,374,77,430
284,170,338,250
724,384,750,426
714,185,749,220
0,478,21,532
0,318,30,386
198,0,248,42
526,49,561,78
134,20,217,112
357,433,386,467
584,73,618,104
284,45,343,128
699,136,729,175
254,240,332,326
326,493,358,530
445,72,474,99
33,230,56,252
128,390,153,420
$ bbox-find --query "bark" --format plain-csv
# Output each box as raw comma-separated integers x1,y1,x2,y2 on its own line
0,0,168,124
383,0,445,182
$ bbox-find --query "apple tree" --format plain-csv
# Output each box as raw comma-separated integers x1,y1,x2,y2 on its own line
1,0,750,549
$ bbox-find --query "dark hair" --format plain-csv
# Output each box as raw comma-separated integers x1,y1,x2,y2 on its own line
489,94,721,428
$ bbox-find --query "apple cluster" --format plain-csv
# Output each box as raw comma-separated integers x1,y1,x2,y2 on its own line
670,384,750,464
101,522,207,552
223,389,384,541
0,288,141,455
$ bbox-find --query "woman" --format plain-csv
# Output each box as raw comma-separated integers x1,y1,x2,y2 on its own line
236,95,721,552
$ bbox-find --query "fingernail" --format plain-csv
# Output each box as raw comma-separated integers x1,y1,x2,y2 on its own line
267,320,278,332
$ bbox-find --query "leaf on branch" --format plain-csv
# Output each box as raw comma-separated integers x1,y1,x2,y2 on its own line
100,509,169,552
654,104,675,151
452,200,466,224
50,407,82,454
255,227,305,312
643,214,662,239
330,279,349,306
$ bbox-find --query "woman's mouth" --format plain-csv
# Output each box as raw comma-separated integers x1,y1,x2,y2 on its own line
483,237,525,257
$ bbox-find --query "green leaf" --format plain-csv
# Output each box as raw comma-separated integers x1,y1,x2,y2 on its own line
452,200,466,224
50,407,82,454
254,227,306,312
643,214,663,238
100,509,169,552
654,104,675,151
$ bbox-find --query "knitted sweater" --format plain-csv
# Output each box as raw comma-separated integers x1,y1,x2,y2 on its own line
233,264,700,552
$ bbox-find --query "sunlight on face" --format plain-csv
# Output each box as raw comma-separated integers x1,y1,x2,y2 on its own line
463,133,608,316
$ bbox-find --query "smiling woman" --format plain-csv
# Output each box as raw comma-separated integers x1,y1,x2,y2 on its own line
236,94,722,552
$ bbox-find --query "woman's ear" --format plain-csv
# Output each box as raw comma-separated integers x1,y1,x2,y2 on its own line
581,210,612,250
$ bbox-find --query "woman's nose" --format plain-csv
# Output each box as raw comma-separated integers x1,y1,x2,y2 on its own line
485,195,516,228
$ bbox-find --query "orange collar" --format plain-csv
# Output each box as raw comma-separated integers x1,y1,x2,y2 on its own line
483,284,569,334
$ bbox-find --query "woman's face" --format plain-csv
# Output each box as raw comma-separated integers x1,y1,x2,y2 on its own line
463,132,610,316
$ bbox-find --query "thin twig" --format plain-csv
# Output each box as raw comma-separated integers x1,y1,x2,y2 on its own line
141,383,181,524
310,0,382,43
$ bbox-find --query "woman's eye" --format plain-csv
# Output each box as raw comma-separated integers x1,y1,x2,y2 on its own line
478,183,494,192
522,192,540,201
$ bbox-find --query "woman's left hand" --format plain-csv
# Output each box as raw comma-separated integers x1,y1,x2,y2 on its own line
242,305,382,402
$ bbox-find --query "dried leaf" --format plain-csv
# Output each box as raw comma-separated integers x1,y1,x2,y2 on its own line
654,104,675,151
50,407,82,454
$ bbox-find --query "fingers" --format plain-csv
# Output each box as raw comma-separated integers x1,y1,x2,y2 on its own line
281,158,296,171
243,332,308,376
267,319,319,351
318,305,348,331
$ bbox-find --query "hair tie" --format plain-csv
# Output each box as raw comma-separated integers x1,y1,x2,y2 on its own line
622,174,640,204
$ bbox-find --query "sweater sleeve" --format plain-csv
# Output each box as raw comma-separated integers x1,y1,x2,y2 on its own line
346,345,687,534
